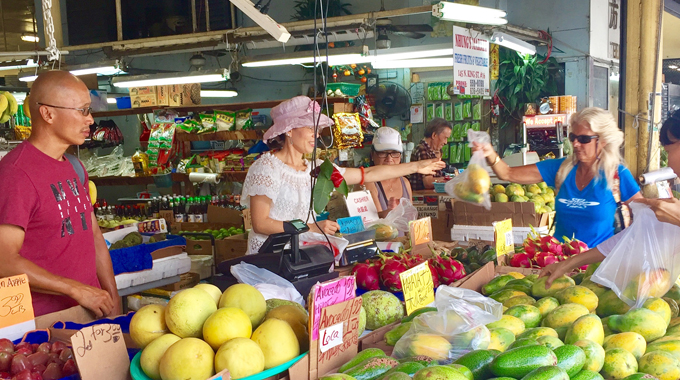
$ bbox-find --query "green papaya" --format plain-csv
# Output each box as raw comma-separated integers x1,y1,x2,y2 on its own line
453,350,496,380
488,345,558,378
570,369,605,380
482,275,515,296
385,323,412,346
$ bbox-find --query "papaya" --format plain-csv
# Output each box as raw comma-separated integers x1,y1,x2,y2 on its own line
601,348,638,380
554,344,587,377
453,349,497,380
602,316,615,337
645,339,680,360
554,326,569,341
489,289,527,303
565,314,605,345
517,327,559,341
638,351,680,380
385,323,411,346
670,317,680,329
503,295,536,308
662,297,680,319
666,321,680,336
555,286,599,313
382,362,425,377
572,272,586,285
643,298,672,326
320,374,357,380
536,335,564,350
505,272,525,279
571,369,605,380
343,357,399,380
488,328,515,352
534,297,560,317
608,308,667,342
507,338,539,350
621,374,661,380
580,276,609,298
542,303,590,330
622,269,672,303
446,364,473,380
521,366,569,380
488,345,558,378
603,332,647,361
505,278,534,288
504,305,542,328
597,290,632,318
340,348,386,372
574,339,606,372
531,275,575,298
650,335,680,343
486,315,525,336
398,333,452,361
584,262,601,277
525,274,539,282
502,284,532,294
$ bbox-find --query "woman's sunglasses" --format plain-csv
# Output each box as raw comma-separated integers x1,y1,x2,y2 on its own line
568,133,599,144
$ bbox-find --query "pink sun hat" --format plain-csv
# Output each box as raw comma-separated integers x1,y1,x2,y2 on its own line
263,96,334,140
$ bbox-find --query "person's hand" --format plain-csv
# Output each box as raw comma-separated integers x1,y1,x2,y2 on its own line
310,220,340,235
70,283,115,318
415,158,446,175
471,142,497,159
538,261,570,289
634,197,680,227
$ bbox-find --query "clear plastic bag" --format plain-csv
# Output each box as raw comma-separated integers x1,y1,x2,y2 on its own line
230,262,305,306
365,198,419,240
445,130,493,210
591,202,680,308
392,286,502,361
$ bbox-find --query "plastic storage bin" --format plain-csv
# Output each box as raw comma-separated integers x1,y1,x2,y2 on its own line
190,254,214,279
116,96,131,109
327,82,361,96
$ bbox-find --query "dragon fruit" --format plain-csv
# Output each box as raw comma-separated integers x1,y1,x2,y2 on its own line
351,261,380,291
427,259,441,289
380,255,409,292
432,254,466,285
523,238,539,258
534,252,559,268
562,236,588,256
538,235,562,256
510,252,532,268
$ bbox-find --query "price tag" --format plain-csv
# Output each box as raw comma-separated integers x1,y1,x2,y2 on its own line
493,219,514,257
0,274,35,341
409,217,433,246
320,322,344,353
345,191,380,224
310,277,356,340
399,262,435,315
337,216,365,234
70,323,131,380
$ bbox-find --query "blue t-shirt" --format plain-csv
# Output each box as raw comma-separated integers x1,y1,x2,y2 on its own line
536,158,639,248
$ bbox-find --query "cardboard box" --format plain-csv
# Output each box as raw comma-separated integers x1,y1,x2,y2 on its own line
453,201,554,228
156,85,169,106
185,238,213,255
35,306,96,330
333,103,355,114
159,272,200,291
215,233,249,263
129,86,156,96
169,83,201,106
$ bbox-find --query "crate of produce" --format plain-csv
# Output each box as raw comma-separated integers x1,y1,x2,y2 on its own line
327,82,362,97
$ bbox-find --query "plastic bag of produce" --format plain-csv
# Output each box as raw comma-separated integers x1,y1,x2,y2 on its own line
591,202,680,308
231,262,305,306
445,129,493,210
392,286,502,360
365,198,419,240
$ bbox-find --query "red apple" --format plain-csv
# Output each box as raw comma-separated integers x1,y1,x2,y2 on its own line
45,354,61,368
40,364,62,380
10,355,29,375
26,353,48,368
13,350,29,359
30,366,44,376
0,371,10,380
12,345,28,353
0,340,13,355
35,345,49,356
29,346,38,354
29,372,42,380
48,343,65,355
56,349,71,363
0,353,11,372
61,360,76,376
13,370,31,380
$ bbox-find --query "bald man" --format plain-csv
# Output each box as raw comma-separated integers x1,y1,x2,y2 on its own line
0,71,119,318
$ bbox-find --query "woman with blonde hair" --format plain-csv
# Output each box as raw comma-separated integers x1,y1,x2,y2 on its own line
473,107,642,247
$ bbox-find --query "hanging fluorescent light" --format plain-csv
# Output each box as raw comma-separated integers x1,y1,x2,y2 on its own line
242,47,369,68
21,34,40,43
201,89,238,98
373,58,454,69
0,59,39,72
68,60,127,76
669,65,679,69
106,98,118,104
112,69,229,88
432,2,507,25
490,32,536,55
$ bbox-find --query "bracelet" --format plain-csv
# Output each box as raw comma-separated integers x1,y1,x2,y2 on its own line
360,166,365,185
490,155,501,168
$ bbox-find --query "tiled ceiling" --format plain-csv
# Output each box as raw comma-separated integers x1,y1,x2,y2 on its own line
0,0,38,52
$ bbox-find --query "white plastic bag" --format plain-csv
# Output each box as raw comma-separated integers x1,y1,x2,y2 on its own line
445,130,493,210
392,286,502,360
230,262,305,306
591,202,680,308
365,198,419,240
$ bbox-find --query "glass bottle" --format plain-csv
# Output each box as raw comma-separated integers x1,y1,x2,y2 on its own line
132,148,150,177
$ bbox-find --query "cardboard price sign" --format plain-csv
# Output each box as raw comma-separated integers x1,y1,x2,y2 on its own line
316,297,363,376
409,217,433,246
0,274,35,341
399,262,435,315
493,219,514,257
70,323,131,380
309,276,356,340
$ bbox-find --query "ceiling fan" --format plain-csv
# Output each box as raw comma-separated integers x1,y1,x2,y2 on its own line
374,0,433,48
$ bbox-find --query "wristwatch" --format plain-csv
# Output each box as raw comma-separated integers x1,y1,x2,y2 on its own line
489,155,501,167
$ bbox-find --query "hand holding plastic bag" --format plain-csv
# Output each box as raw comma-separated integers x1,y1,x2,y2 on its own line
365,198,418,240
591,202,680,308
445,130,493,210
392,286,502,361
231,262,305,306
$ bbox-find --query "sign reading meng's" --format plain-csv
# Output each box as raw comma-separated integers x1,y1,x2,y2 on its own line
452,26,490,96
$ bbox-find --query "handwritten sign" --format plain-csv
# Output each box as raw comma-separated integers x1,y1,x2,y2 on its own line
337,216,365,234
70,324,131,380
310,276,356,340
320,322,344,353
493,219,514,257
0,274,35,341
316,297,363,376
345,191,380,224
409,217,433,246
399,262,435,315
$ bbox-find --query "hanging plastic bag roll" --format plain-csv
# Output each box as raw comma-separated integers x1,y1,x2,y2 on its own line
591,202,680,308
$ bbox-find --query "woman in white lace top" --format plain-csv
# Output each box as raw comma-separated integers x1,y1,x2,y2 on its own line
241,96,445,254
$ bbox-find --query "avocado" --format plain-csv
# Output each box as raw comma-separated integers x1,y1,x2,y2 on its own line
339,348,386,373
453,350,497,380
489,345,558,378
342,357,399,380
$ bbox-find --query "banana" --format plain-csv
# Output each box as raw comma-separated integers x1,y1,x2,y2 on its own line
2,92,18,116
0,109,10,124
88,181,97,205
0,94,7,116
23,95,30,119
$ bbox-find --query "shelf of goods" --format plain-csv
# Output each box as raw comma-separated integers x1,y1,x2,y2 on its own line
175,129,263,142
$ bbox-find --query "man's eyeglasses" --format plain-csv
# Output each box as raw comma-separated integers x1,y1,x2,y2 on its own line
37,102,93,117
568,133,599,144
375,151,402,158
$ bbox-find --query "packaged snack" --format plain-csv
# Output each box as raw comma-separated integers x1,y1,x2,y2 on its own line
441,143,449,160
14,125,31,140
473,100,482,120
199,113,216,130
148,125,164,149
435,103,444,119
463,100,473,119
452,124,461,140
442,82,451,100
426,104,435,121
450,144,458,164
215,110,236,131
332,113,364,149
427,84,436,101
235,109,253,130
445,103,453,121
471,122,480,132
159,124,176,150
454,102,463,121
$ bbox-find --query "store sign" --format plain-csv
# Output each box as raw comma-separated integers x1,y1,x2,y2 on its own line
345,191,380,224
71,323,130,380
523,114,568,128
0,274,35,341
608,0,621,60
452,26,490,96
400,262,435,315
493,219,514,257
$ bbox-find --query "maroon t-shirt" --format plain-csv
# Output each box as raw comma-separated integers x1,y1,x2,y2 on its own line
0,141,100,316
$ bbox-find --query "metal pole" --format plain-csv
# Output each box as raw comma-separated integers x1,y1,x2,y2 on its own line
191,0,197,33
230,2,237,30
646,0,664,171
205,0,210,31
522,122,527,165
115,0,123,41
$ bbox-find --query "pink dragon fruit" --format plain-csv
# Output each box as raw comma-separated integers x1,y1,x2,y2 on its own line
351,261,380,291
562,236,589,256
534,252,559,268
432,254,466,285
380,255,409,292
510,253,532,268
538,235,562,255
523,238,539,258
427,259,441,289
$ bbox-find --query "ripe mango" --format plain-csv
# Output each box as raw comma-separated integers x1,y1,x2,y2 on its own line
601,348,638,380
574,339,605,372
638,351,680,380
565,314,605,345
604,332,647,360
608,309,667,342
556,286,599,313
531,275,575,298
